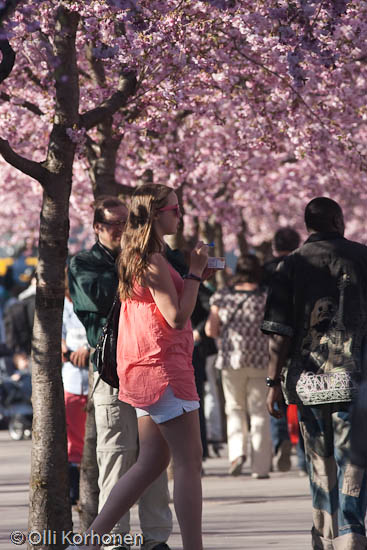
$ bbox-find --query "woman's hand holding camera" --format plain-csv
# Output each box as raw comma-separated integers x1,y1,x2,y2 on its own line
189,241,209,277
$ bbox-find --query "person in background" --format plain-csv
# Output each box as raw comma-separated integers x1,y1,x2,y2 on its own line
62,273,90,505
3,269,36,362
2,269,35,407
263,227,306,474
191,283,219,461
0,264,15,342
205,254,272,479
204,350,225,456
201,283,224,457
69,196,172,550
262,228,300,286
262,197,367,549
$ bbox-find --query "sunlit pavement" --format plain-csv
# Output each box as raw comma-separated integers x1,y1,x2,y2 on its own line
0,429,312,549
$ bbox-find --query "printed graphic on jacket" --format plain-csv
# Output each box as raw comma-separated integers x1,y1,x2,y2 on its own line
296,272,357,405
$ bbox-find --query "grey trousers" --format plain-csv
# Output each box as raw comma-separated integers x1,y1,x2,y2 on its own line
93,374,172,549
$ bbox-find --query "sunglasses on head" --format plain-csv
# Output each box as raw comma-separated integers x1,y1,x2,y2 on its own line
157,204,181,217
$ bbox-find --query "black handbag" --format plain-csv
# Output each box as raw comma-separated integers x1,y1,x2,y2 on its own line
93,294,121,389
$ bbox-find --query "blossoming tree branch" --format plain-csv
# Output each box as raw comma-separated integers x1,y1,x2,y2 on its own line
0,2,366,544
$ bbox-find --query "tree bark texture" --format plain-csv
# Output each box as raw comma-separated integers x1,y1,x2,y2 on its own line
0,1,23,84
84,45,136,200
27,7,80,549
237,219,248,256
163,184,187,250
212,221,226,288
28,193,73,550
85,123,124,198
199,217,226,288
0,39,16,83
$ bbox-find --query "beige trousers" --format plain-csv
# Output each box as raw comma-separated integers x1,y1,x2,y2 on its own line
93,374,172,549
221,367,272,476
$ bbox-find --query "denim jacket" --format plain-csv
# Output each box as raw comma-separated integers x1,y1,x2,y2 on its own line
262,232,367,405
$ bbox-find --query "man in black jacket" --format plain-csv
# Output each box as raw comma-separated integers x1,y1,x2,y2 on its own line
262,198,367,550
69,196,172,550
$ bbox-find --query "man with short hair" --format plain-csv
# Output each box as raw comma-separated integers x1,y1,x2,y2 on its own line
69,196,172,550
262,197,367,550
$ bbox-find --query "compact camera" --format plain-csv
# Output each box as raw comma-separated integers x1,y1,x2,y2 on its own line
207,257,225,269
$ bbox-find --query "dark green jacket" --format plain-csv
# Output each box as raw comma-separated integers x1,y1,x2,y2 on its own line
68,242,118,348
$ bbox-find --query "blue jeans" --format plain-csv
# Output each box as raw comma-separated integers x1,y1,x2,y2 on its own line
299,402,367,550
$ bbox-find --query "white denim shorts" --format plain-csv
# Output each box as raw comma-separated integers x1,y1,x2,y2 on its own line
135,385,199,424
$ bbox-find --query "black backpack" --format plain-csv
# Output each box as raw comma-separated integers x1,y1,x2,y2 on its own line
93,295,121,389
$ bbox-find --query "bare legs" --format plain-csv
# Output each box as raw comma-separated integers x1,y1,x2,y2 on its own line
79,410,203,550
158,410,203,550
82,417,170,549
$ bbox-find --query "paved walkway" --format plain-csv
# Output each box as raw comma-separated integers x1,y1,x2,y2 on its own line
0,429,313,549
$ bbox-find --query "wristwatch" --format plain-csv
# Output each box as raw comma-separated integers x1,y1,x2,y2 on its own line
183,273,202,283
266,377,281,387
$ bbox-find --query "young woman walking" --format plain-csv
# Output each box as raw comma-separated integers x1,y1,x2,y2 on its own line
68,184,209,550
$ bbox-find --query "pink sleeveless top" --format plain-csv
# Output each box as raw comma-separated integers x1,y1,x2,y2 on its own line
117,262,198,407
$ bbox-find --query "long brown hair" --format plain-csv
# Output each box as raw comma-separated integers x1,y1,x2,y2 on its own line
117,184,173,300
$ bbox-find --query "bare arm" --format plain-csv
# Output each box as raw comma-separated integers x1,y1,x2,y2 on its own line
266,334,291,417
205,305,220,338
145,243,209,330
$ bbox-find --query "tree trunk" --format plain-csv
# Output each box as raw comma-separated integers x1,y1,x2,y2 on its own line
86,118,123,198
199,217,226,289
164,185,187,250
28,192,73,549
27,7,80,549
237,219,248,256
212,222,226,289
